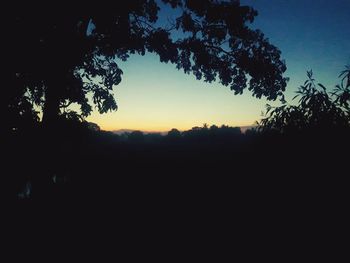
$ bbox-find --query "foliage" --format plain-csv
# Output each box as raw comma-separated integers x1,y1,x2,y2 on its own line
167,128,182,141
259,66,350,133
7,0,288,131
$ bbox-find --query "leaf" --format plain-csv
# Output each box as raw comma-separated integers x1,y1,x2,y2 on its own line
292,94,299,101
265,103,273,112
307,70,313,79
338,70,347,78
318,83,327,91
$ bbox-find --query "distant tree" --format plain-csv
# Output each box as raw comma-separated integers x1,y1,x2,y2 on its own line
207,124,218,137
219,125,241,135
183,125,208,140
8,0,288,131
210,125,219,131
145,133,164,143
167,128,182,138
87,122,101,132
182,124,242,143
128,131,145,143
259,66,350,133
244,127,258,136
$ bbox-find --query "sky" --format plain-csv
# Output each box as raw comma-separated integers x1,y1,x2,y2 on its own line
87,0,350,132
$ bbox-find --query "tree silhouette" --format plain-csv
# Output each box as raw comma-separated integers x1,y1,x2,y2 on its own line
8,0,288,130
87,122,101,132
259,66,350,133
128,131,146,143
5,1,291,200
167,128,182,140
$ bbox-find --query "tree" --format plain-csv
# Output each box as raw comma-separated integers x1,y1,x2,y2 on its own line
87,122,101,132
167,128,182,142
8,0,288,130
128,131,145,143
259,66,350,133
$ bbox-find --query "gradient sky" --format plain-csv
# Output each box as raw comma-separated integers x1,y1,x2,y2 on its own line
87,0,350,132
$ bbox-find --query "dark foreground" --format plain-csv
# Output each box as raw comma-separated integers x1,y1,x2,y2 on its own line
3,127,348,204
2,128,348,260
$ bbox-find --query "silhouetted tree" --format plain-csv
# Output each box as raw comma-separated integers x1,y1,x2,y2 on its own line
145,133,164,143
209,125,219,132
128,131,145,143
334,65,350,113
167,128,182,139
8,0,288,130
218,125,241,136
87,122,101,132
3,76,40,134
6,1,290,200
259,66,350,133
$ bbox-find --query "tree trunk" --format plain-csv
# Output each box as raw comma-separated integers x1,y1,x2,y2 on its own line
34,85,61,199
42,86,60,128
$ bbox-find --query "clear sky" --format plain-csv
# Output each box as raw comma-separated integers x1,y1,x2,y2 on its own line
87,0,350,132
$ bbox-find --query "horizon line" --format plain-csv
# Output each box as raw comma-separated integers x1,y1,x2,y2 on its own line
103,125,258,134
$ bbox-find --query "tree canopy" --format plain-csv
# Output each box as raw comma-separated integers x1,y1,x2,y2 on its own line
6,0,288,131
259,66,350,133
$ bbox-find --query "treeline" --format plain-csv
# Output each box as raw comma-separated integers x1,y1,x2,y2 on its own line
3,66,350,201
95,125,250,144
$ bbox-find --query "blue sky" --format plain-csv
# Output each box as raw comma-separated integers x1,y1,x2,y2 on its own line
87,0,350,131
242,0,350,94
